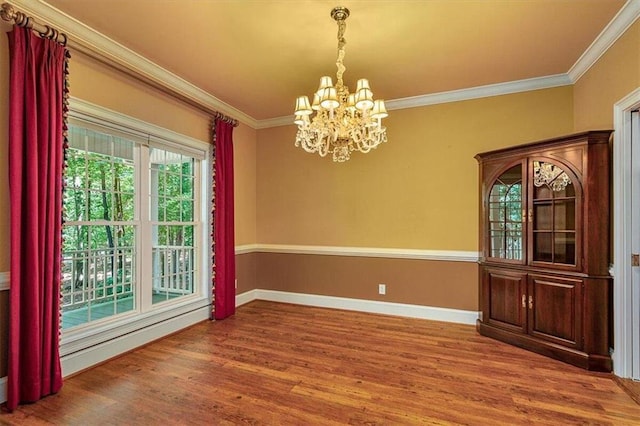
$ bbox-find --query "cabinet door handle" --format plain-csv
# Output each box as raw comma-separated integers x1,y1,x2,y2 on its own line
528,295,533,310
522,294,526,308
528,209,533,223
522,209,526,223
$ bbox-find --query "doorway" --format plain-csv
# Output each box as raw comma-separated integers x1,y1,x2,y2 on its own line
613,88,640,379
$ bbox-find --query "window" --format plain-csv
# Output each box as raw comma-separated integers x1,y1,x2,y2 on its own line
62,127,137,327
150,147,197,304
61,106,210,339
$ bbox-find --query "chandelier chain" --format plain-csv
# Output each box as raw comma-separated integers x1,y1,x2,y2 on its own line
336,20,346,87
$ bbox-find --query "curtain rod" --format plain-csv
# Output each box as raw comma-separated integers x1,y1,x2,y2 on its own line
212,111,239,128
1,3,67,45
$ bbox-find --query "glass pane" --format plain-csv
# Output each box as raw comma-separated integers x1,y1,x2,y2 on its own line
182,176,194,199
534,202,552,230
152,224,195,304
491,231,505,258
534,184,552,200
64,189,85,222
534,232,553,262
119,193,134,221
488,165,522,260
554,232,576,264
505,222,523,260
554,182,575,198
149,147,198,304
61,224,136,329
554,200,575,231
61,126,136,330
181,200,193,222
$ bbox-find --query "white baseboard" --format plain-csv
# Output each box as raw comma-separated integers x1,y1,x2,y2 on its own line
61,306,209,377
0,376,6,404
236,289,479,325
236,289,258,307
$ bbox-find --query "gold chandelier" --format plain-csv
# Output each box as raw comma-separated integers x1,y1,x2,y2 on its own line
294,6,388,162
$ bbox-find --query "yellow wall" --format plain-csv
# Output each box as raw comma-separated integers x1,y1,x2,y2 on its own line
574,20,640,131
233,123,257,246
70,54,210,141
70,52,258,246
257,87,574,250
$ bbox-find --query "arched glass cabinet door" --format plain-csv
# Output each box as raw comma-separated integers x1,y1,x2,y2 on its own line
530,160,578,266
487,164,523,261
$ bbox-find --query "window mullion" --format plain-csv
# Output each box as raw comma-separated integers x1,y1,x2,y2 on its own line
138,144,152,312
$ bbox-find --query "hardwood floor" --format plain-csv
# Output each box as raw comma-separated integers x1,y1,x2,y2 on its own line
2,300,639,425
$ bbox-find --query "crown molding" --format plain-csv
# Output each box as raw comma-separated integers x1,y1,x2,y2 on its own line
6,0,258,128
260,74,572,128
255,116,294,129
568,0,640,83
384,74,572,111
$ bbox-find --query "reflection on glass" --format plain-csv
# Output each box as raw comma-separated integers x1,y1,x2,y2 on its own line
489,165,522,260
554,200,575,230
553,232,576,264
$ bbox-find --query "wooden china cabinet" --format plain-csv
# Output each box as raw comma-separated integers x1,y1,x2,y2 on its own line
475,131,612,371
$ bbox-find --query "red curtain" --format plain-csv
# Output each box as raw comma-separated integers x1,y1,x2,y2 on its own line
212,119,236,320
6,26,68,410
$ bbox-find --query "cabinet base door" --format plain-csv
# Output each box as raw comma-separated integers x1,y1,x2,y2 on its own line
528,274,582,349
482,268,527,333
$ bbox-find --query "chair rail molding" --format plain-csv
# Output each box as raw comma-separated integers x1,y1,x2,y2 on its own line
0,271,9,291
236,244,479,262
0,376,6,404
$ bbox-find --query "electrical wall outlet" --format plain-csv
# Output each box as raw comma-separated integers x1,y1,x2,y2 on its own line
378,283,386,295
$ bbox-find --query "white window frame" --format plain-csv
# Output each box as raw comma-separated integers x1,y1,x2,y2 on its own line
60,98,211,375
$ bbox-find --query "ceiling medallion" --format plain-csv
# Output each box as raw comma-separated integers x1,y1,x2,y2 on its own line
293,6,388,162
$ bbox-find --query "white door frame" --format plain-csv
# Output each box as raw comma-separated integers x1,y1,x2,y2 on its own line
612,87,640,378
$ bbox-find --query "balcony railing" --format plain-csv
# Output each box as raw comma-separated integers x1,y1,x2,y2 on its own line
61,245,194,315
152,245,194,295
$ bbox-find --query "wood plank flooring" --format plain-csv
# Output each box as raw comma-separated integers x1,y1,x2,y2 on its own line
2,300,639,425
